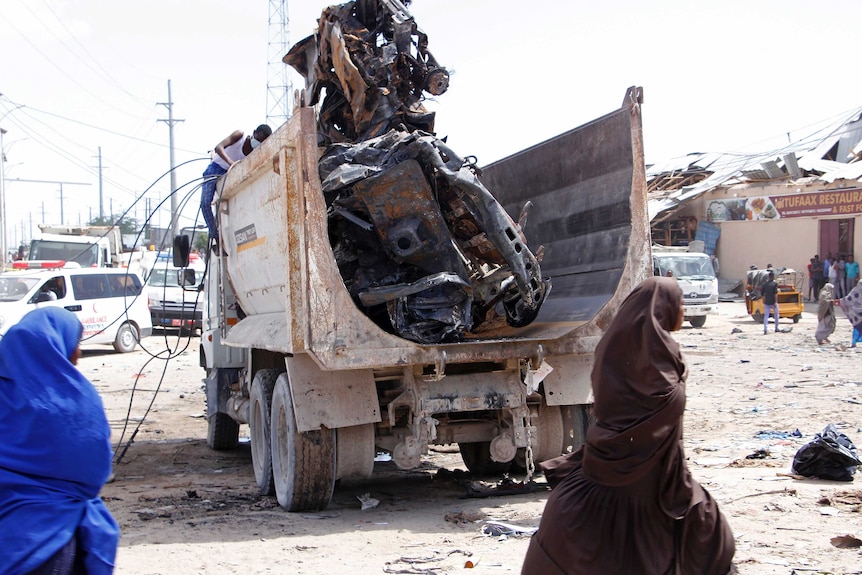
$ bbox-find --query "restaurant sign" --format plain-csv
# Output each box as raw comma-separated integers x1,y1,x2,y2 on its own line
706,188,862,222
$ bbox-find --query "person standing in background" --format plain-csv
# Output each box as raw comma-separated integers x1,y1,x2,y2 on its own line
762,271,780,335
815,283,836,345
828,258,840,297
836,256,846,299
812,254,824,298
836,279,862,351
844,255,858,297
807,258,817,302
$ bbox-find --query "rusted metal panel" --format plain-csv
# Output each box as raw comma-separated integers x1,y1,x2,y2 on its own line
414,371,523,415
222,312,292,353
480,87,649,338
284,353,380,433
541,354,595,406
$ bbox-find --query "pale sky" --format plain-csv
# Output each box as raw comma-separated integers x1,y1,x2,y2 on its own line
0,0,860,250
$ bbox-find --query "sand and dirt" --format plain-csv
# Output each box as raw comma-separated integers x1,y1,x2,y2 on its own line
81,301,862,574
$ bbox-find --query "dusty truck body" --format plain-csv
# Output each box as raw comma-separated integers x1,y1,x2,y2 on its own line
199,87,650,512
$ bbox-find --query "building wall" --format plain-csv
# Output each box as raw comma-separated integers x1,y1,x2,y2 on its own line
665,180,862,294
716,218,817,290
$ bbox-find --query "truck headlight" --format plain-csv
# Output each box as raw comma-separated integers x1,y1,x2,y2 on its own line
709,294,719,304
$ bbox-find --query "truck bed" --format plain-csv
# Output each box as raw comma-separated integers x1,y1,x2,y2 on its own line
219,87,649,370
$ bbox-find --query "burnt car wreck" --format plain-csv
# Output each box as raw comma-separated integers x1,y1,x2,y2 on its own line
285,0,549,343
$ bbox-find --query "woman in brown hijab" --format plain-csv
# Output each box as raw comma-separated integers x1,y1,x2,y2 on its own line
522,276,735,575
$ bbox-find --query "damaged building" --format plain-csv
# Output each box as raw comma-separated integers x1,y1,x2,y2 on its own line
648,107,862,294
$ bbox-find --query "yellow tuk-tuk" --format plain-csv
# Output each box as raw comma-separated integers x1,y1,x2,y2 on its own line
744,268,804,324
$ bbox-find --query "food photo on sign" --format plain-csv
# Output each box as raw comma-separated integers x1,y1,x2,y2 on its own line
745,196,779,220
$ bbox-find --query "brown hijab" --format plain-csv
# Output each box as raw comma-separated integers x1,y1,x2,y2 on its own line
544,276,700,516
524,277,735,575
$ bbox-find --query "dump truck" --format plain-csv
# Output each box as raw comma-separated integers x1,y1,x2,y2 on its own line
193,0,649,512
195,86,650,511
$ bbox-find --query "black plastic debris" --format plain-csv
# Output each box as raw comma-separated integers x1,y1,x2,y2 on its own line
745,449,770,460
791,424,862,482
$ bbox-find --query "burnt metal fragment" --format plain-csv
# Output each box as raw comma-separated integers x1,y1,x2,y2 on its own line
286,0,548,343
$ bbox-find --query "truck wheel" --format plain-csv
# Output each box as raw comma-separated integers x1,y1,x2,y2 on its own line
458,442,511,476
689,316,707,328
335,423,375,481
249,369,281,496
561,404,594,454
113,322,139,353
532,405,565,462
513,405,565,470
793,314,802,324
207,412,240,451
271,373,336,511
752,312,764,323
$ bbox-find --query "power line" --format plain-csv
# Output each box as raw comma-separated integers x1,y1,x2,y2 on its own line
37,0,153,109
0,9,147,119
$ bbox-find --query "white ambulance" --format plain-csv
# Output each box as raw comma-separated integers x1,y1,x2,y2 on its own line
0,262,153,352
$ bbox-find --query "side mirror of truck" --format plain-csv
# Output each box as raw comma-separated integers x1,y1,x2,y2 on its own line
173,235,190,268
178,268,197,288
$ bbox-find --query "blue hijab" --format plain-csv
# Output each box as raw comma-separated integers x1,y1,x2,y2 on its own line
0,307,119,575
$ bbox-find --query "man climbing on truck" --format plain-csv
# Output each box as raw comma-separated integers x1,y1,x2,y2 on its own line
201,124,272,252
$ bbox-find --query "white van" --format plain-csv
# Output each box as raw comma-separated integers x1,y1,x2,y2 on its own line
652,245,719,328
146,252,206,333
0,264,153,352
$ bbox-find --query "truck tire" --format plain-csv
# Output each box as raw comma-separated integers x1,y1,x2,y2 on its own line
458,442,511,476
113,322,139,353
271,373,336,511
689,316,707,328
561,404,593,454
207,412,240,451
335,423,375,481
250,369,281,496
532,405,565,462
513,404,565,470
752,312,764,323
793,314,802,324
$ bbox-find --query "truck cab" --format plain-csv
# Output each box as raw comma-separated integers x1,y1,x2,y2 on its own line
652,245,719,327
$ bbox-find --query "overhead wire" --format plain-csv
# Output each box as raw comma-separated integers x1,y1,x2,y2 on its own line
38,0,155,110
35,157,218,462
0,7,151,120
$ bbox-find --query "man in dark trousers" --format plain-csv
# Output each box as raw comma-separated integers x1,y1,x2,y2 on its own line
762,270,780,334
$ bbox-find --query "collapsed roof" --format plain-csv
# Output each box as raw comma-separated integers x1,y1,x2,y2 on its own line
648,107,862,222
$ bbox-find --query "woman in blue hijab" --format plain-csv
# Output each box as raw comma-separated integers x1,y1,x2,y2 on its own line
0,307,119,575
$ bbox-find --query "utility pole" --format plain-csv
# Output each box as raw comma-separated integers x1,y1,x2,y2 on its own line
7,178,91,226
157,79,184,238
0,126,7,268
97,146,104,219
0,98,25,270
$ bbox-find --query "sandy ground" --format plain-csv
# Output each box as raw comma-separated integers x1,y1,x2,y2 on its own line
80,301,862,575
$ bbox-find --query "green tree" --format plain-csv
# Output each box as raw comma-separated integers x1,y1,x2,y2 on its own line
88,215,139,235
